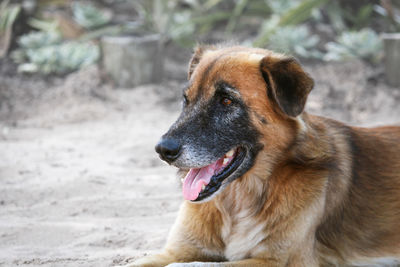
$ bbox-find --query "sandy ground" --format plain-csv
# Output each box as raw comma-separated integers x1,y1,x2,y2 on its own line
0,67,184,266
0,60,399,267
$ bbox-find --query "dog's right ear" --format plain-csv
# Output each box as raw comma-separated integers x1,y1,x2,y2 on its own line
188,45,216,80
260,56,314,117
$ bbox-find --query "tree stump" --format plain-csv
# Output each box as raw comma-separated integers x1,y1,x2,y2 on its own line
382,33,400,88
101,34,164,88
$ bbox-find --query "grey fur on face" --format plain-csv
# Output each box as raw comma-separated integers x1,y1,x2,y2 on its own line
162,81,261,169
172,144,218,169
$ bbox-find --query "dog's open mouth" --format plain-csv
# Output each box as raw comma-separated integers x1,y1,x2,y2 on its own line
182,147,246,202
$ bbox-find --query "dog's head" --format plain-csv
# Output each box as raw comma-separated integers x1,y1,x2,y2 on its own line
156,46,314,202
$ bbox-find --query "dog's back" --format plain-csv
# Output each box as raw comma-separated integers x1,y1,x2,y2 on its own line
316,122,400,265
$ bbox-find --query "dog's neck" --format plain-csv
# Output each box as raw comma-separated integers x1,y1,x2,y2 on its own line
213,113,340,217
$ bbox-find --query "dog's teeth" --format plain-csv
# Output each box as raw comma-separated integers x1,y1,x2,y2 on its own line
223,158,229,165
201,184,206,191
226,149,234,158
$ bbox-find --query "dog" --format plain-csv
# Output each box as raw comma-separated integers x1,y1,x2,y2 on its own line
129,46,400,267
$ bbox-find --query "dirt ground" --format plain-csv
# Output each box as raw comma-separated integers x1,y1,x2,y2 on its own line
0,59,399,266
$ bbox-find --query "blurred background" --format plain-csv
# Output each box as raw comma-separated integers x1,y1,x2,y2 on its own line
1,0,400,122
0,0,399,266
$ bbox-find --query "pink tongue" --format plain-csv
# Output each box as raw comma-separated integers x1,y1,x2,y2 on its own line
183,159,223,201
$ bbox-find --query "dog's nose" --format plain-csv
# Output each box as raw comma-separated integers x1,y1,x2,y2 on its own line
155,138,181,163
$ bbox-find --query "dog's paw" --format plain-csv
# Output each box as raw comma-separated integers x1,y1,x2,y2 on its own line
166,262,222,267
113,264,139,267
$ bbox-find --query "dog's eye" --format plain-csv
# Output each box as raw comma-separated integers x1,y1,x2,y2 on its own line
183,95,189,106
221,97,232,106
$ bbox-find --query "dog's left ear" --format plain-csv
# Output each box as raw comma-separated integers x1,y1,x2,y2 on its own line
188,45,216,80
188,46,204,80
260,56,314,117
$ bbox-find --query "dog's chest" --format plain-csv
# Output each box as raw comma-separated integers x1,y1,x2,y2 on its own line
220,211,267,261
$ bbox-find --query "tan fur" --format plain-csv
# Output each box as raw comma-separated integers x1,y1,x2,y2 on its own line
127,46,400,267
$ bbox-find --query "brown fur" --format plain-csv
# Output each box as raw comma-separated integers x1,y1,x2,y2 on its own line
128,46,400,267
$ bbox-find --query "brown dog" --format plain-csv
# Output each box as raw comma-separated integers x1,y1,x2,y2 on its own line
129,46,400,267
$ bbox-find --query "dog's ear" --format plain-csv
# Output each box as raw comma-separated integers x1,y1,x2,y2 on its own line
188,46,204,80
260,56,314,117
188,45,216,80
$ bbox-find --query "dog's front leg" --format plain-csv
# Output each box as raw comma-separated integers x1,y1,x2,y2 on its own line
121,202,226,267
165,259,271,267
123,252,176,267
119,243,216,267
164,255,319,267
165,258,279,267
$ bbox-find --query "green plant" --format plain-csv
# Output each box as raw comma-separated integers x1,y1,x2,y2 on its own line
132,0,272,47
268,0,301,15
0,0,21,57
18,31,61,49
72,2,112,30
267,25,322,58
374,1,400,32
131,0,175,34
253,0,328,47
224,0,249,35
9,2,114,75
12,31,99,74
324,2,374,32
168,10,197,47
0,1,20,34
28,17,59,32
131,0,212,47
347,4,374,30
324,28,383,63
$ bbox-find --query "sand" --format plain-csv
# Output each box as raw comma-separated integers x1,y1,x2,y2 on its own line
0,60,399,266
